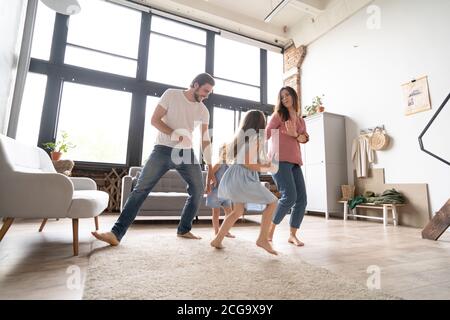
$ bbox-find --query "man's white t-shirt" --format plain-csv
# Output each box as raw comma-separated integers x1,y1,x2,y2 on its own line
154,89,210,149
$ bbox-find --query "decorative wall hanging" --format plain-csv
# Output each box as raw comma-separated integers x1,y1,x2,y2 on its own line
402,76,431,116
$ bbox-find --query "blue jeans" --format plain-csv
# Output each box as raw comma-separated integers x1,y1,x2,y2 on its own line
111,145,204,241
271,161,307,229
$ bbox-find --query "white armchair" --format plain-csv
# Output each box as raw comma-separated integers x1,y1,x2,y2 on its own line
0,134,109,255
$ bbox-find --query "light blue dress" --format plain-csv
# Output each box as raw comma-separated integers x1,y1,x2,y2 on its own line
206,164,232,208
218,164,277,204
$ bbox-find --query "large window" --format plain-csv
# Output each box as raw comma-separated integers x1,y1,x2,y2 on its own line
214,35,260,100
148,34,205,88
30,2,55,60
64,46,137,77
148,16,206,88
65,0,140,76
15,73,47,146
24,0,284,167
150,16,206,45
214,79,260,101
142,96,160,164
214,36,259,86
212,107,239,163
57,82,132,164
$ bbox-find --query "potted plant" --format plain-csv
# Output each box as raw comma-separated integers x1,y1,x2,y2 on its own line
304,94,325,116
42,131,76,161
304,104,317,117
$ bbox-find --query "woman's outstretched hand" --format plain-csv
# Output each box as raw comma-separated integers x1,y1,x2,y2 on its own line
284,120,298,137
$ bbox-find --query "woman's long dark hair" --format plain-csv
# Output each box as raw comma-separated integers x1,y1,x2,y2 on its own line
274,86,300,121
227,110,266,163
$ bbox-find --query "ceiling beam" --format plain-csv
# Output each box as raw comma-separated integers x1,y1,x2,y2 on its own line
264,0,291,23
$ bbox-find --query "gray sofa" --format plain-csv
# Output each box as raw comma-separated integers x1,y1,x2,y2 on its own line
121,167,269,217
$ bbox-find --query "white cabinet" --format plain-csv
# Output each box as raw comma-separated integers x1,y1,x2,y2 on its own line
301,112,347,219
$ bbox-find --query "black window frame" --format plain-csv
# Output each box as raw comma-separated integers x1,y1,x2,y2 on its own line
24,0,280,170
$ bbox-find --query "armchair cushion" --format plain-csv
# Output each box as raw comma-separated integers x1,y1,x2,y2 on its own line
68,190,110,219
70,177,98,190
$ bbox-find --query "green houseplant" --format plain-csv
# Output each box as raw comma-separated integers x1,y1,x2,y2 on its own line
305,94,325,116
42,131,76,161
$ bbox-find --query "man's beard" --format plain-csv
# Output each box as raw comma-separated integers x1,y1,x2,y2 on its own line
194,90,202,102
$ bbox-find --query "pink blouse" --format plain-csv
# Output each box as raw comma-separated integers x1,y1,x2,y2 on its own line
265,113,307,166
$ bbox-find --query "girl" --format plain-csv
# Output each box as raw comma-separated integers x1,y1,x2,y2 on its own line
210,110,278,255
266,86,309,247
206,144,235,238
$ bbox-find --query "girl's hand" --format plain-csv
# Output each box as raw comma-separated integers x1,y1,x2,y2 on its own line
265,162,279,173
211,175,218,187
260,162,278,173
204,184,211,194
205,175,217,194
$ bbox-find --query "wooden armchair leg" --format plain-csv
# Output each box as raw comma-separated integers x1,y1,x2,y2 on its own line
39,218,48,232
72,219,79,256
94,216,99,231
0,218,14,242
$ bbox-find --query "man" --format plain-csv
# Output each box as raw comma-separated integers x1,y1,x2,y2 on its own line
92,73,216,245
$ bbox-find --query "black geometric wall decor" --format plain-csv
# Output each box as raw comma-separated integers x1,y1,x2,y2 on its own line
418,92,450,166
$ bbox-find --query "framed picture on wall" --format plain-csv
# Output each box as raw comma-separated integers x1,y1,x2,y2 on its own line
402,76,432,116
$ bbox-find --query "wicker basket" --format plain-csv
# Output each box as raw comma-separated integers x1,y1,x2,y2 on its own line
341,185,355,200
370,128,389,150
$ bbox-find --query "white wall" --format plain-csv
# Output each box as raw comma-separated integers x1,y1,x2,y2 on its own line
0,0,27,135
289,0,373,47
300,0,450,215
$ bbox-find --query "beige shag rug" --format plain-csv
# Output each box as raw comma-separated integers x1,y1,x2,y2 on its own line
83,233,397,300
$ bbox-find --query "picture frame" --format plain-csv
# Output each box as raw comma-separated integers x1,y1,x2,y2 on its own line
402,76,432,116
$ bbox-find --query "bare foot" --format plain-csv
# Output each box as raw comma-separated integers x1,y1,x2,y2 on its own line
225,232,235,238
177,231,202,240
256,239,278,255
91,231,119,246
268,238,273,242
288,235,304,247
210,239,224,249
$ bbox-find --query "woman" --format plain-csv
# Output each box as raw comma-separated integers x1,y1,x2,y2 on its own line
266,86,309,246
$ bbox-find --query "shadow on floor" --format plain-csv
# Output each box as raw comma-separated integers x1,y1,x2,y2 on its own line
132,217,260,228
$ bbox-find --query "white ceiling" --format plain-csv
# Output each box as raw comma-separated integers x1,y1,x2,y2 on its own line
131,0,362,48
198,0,312,27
